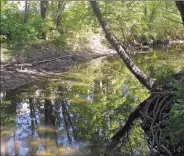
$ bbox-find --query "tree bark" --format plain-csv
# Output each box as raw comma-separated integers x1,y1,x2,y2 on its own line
40,1,48,39
40,1,48,20
148,4,157,30
24,0,29,23
55,0,66,32
176,1,184,25
144,4,147,16
90,1,155,90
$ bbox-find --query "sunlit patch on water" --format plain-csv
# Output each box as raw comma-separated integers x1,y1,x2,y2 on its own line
70,97,89,104
37,126,56,134
38,147,79,156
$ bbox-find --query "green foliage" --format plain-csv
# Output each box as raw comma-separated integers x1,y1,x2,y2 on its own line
0,101,11,105
162,75,184,147
1,2,47,49
168,102,184,142
1,1,183,52
101,1,184,44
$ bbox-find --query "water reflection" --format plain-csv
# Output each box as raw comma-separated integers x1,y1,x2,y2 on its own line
1,45,184,155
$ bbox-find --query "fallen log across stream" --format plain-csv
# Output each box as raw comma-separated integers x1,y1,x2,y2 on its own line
1,53,115,71
1,55,71,69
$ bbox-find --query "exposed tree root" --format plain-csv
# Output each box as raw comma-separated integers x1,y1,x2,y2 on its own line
104,89,184,155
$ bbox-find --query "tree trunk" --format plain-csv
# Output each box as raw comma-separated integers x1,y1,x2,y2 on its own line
144,4,147,16
55,0,66,32
57,86,76,144
40,1,48,20
176,1,184,25
148,4,157,30
44,99,55,125
90,1,155,90
40,1,48,39
24,0,29,23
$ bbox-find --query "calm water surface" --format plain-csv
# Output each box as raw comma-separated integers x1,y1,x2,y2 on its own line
1,45,184,155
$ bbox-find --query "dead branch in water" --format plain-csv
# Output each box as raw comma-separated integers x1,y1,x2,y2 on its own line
1,53,114,71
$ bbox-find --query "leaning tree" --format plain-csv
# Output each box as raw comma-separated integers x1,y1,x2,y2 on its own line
176,1,184,25
90,1,184,155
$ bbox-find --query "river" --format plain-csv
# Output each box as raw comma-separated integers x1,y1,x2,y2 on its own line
1,44,184,155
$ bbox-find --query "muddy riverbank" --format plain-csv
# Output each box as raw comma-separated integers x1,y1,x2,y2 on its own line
1,46,116,92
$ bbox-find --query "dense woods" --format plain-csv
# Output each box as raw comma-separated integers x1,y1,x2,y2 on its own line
1,1,184,156
1,1,184,49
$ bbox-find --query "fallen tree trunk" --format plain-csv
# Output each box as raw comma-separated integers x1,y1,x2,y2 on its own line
1,53,114,70
32,55,70,66
1,55,71,70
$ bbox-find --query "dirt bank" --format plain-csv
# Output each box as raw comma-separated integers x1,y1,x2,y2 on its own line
1,44,116,92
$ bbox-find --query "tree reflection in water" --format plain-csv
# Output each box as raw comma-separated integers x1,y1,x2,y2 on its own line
1,46,183,155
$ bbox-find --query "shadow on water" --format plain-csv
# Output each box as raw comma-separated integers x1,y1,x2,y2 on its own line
1,45,184,155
